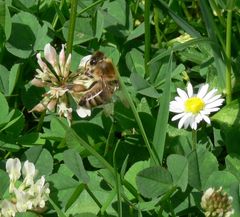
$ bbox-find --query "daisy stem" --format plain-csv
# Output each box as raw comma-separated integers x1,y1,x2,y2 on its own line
225,9,232,104
66,0,78,56
192,130,197,150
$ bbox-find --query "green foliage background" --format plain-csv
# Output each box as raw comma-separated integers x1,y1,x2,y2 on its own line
1,0,240,216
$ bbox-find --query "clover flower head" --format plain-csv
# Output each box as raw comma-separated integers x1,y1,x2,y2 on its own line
169,82,224,130
30,43,95,125
0,158,50,217
201,187,234,217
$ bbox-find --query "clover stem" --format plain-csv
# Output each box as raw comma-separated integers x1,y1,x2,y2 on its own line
66,0,78,55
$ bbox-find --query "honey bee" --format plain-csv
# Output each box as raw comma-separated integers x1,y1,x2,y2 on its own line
72,51,119,109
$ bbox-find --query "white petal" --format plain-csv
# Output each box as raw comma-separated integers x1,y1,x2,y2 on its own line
178,113,191,129
6,158,21,183
76,106,91,118
205,99,224,109
177,88,189,101
202,89,218,101
171,113,185,121
187,82,193,97
204,94,222,104
197,84,209,98
169,102,184,113
191,121,197,130
183,116,191,129
22,160,36,186
195,114,203,123
204,107,220,113
44,43,57,66
175,96,185,104
202,114,211,124
59,44,66,76
78,55,92,69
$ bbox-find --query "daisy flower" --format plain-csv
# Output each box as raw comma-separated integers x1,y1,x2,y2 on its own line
169,83,224,130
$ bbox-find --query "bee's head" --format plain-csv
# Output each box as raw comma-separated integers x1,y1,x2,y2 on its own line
90,51,105,66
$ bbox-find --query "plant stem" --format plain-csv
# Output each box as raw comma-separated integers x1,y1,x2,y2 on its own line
153,5,161,48
192,130,197,150
66,0,78,55
116,71,160,165
36,110,46,132
225,9,232,104
144,0,151,76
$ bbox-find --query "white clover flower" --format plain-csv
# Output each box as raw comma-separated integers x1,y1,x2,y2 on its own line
0,158,50,216
28,176,50,209
170,83,224,130
22,160,36,187
0,200,17,217
6,158,21,193
30,43,97,122
14,188,32,212
76,106,91,118
57,102,72,125
201,187,234,217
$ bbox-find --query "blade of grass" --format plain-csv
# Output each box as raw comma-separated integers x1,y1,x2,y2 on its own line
48,197,67,217
113,141,122,217
116,72,160,165
154,0,201,38
225,3,234,104
78,0,105,16
152,53,172,164
198,0,225,89
149,37,214,65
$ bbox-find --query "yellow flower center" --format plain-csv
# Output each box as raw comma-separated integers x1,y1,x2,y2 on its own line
184,97,205,114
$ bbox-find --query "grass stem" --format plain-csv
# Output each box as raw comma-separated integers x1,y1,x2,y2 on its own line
225,9,232,104
66,0,78,55
144,0,151,76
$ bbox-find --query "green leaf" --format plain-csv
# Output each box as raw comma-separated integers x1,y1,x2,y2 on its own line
6,11,51,58
225,154,240,181
0,91,9,124
126,49,145,76
124,160,149,199
95,10,104,40
212,99,240,127
63,149,90,183
204,171,238,190
8,64,20,95
136,166,173,198
24,146,53,177
0,64,9,94
212,100,240,154
63,17,94,45
127,22,144,41
167,154,188,191
0,169,9,198
73,214,97,217
130,72,160,98
99,46,120,65
188,147,218,190
0,1,11,40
